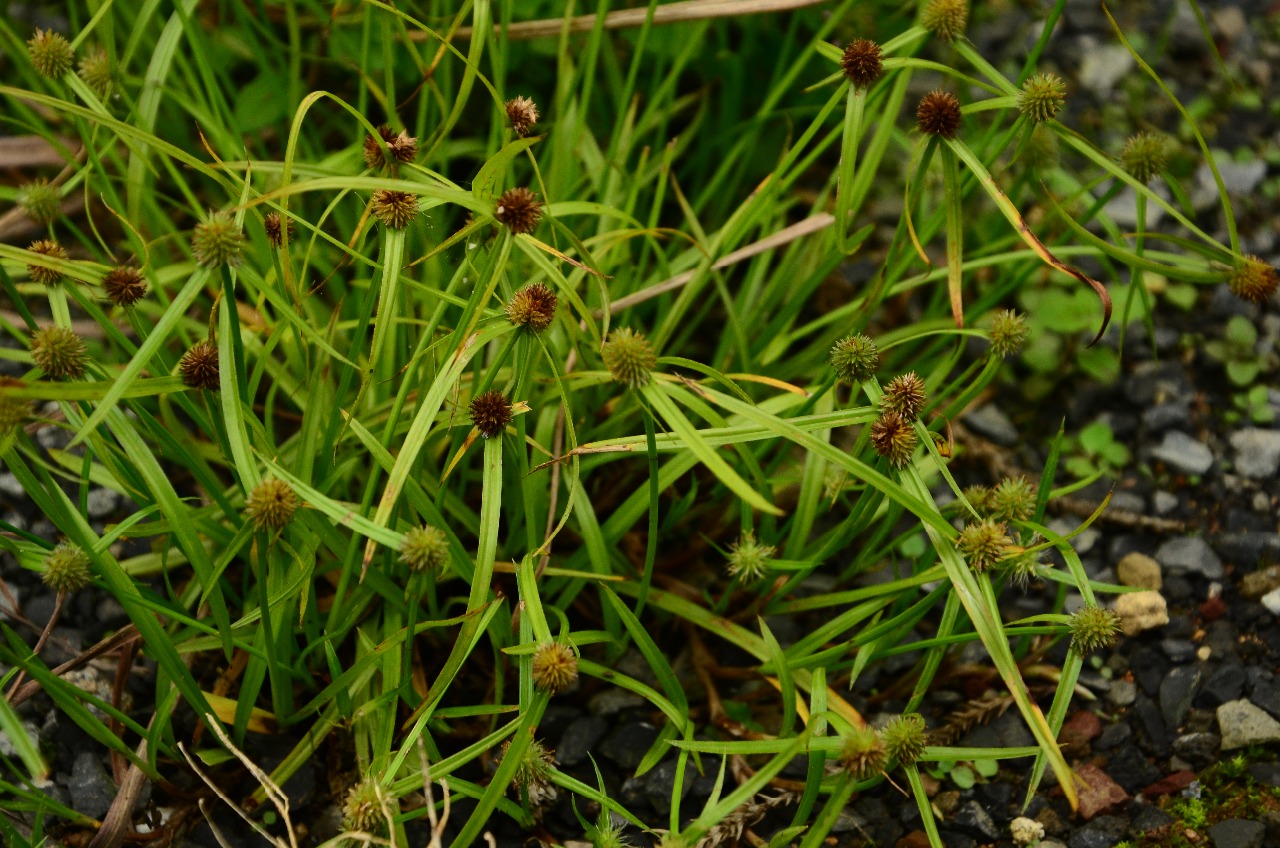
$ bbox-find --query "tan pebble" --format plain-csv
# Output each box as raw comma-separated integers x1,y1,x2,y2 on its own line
1116,552,1162,590
1112,590,1168,635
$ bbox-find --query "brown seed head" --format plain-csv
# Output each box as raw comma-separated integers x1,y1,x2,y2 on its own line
30,326,88,380
371,189,418,229
922,0,968,43
245,477,299,532
838,726,887,780
192,212,245,268
531,641,579,694
342,776,389,834
470,390,513,438
0,377,32,435
506,282,558,331
180,340,220,390
363,125,417,170
869,412,917,468
602,328,657,389
917,90,962,139
881,372,927,420
956,519,1012,573
103,266,148,307
840,39,883,89
28,29,74,78
495,187,542,235
264,212,294,248
505,96,540,136
27,240,69,286
1229,255,1278,305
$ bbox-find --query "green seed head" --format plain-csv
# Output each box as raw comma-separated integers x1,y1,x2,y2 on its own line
956,519,1011,574
988,309,1029,358
245,477,299,532
1069,606,1121,655
602,328,657,389
1228,255,1278,305
342,775,389,834
27,240,69,286
531,641,579,694
503,738,555,789
370,189,418,229
1018,72,1066,123
726,531,776,581
42,543,92,594
1119,132,1171,184
399,525,450,573
987,477,1037,522
192,212,245,268
870,412,917,468
881,713,928,766
881,372,927,420
28,29,74,78
828,333,878,384
77,45,112,93
840,39,883,89
30,326,88,380
0,378,32,436
922,0,968,42
838,726,887,780
17,180,60,226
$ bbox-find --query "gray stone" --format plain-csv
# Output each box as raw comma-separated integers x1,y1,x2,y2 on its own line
68,752,116,819
1261,586,1280,616
1230,429,1280,478
0,472,26,499
1172,732,1220,768
642,759,695,815
1218,700,1280,750
1156,536,1224,579
1199,665,1247,707
1200,156,1267,197
1114,591,1169,635
1150,431,1213,475
1142,402,1190,433
86,488,121,519
954,800,1000,841
1152,491,1179,515
1107,679,1137,708
1160,666,1202,730
963,404,1019,447
599,721,659,770
1217,534,1280,568
556,716,607,767
1208,818,1265,848
0,584,19,621
1079,44,1135,94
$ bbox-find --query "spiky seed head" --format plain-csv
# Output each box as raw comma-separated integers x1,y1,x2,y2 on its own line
77,45,112,93
495,188,542,235
42,543,92,594
192,212,245,268
17,180,60,225
245,477,299,532
30,326,87,380
362,125,417,170
1069,606,1121,655
28,29,74,78
507,282,558,331
987,477,1037,522
594,815,633,848
532,641,579,694
829,333,879,384
1119,132,1171,184
0,378,32,435
956,519,1011,573
505,96,540,136
342,776,389,834
917,90,962,139
922,0,968,42
399,525,450,573
102,266,147,307
870,412,917,468
962,484,991,514
881,372,927,420
602,328,657,388
1228,255,1278,305
502,738,555,789
1017,72,1066,123
370,189,418,229
179,340,220,390
838,726,887,780
1022,123,1060,171
726,531,776,581
1003,537,1046,588
264,212,294,248
840,39,883,89
27,240,69,286
470,390,513,438
881,713,928,766
989,309,1029,358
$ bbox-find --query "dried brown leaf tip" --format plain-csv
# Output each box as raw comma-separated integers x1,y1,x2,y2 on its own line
362,124,417,170
505,96,540,137
469,390,513,438
495,187,542,235
371,189,418,229
917,90,962,139
1229,255,1278,305
870,412,917,468
840,39,883,89
506,282,557,332
264,212,294,248
30,326,87,380
27,240,69,286
103,266,147,307
179,340,219,390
